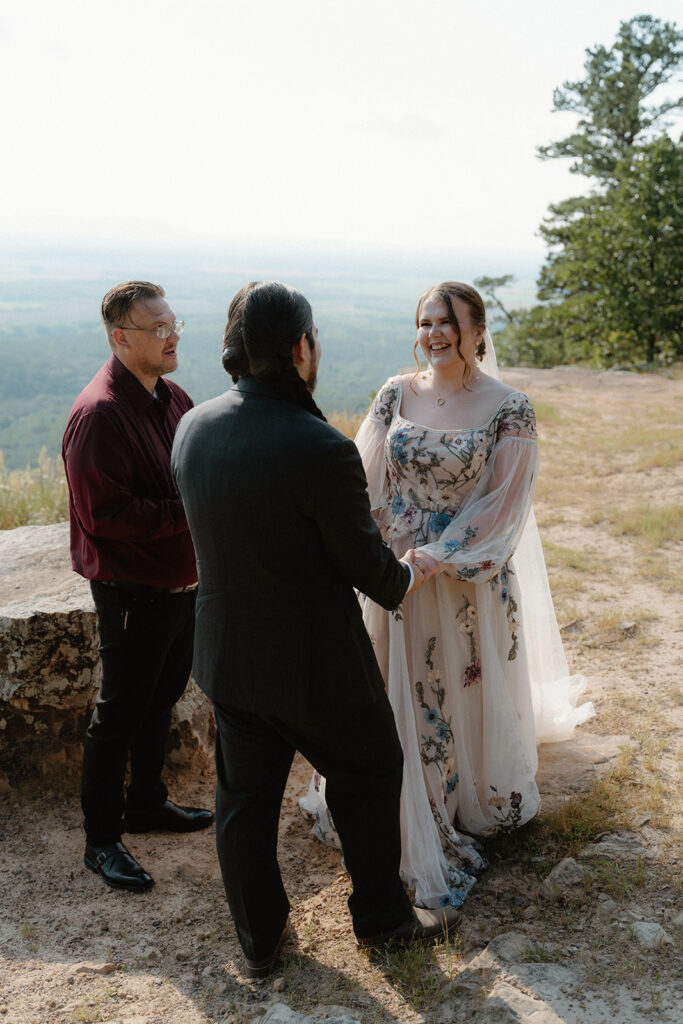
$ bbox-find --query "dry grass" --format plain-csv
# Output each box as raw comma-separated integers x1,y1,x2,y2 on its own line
602,502,683,548
543,542,594,572
0,447,68,529
534,402,561,424
327,410,364,439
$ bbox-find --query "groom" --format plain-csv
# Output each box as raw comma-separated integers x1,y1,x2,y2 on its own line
171,282,458,977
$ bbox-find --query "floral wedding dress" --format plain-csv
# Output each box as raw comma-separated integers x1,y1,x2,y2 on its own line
301,373,594,909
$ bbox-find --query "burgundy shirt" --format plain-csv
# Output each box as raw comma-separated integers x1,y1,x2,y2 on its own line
62,354,197,587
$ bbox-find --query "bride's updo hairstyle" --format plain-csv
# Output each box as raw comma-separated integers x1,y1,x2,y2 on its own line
241,281,326,421
222,281,260,382
413,281,487,392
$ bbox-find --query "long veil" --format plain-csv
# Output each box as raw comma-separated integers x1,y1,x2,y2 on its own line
481,329,595,740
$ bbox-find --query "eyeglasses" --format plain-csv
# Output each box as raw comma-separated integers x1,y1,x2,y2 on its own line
117,320,185,340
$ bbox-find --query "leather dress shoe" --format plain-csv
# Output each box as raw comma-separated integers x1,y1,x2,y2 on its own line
124,800,214,834
244,917,292,979
84,842,154,892
355,905,461,948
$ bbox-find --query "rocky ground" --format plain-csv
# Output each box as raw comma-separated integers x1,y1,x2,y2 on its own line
1,366,681,1023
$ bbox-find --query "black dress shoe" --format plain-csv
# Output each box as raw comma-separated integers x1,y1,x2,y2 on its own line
355,905,461,948
84,842,154,892
124,799,214,834
244,918,292,979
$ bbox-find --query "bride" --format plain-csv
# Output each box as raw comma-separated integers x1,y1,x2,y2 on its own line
301,281,595,909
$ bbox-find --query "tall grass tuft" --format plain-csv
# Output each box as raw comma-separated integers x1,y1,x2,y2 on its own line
327,410,364,439
0,448,69,530
605,501,683,549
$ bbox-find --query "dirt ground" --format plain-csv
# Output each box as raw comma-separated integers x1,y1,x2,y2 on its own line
1,366,681,1024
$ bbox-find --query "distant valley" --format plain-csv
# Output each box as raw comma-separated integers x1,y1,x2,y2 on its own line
0,242,539,469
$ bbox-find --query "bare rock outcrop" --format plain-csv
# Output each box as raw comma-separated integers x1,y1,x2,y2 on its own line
0,522,213,781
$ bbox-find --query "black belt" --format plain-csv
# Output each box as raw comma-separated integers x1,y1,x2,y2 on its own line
98,580,198,595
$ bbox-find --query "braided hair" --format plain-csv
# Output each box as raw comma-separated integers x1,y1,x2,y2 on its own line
241,282,326,421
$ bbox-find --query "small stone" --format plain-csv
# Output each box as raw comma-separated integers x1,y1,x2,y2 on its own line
597,897,618,920
74,961,116,975
522,905,538,920
263,1006,362,1023
484,982,564,1024
631,921,672,949
483,931,529,962
541,857,587,897
580,832,650,860
272,977,286,992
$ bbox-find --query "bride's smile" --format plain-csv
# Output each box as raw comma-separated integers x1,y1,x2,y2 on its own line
418,294,483,377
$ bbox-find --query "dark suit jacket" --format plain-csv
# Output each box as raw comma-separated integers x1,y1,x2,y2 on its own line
171,376,410,716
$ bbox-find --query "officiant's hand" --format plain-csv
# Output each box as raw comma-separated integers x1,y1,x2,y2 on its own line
410,548,441,583
401,550,425,594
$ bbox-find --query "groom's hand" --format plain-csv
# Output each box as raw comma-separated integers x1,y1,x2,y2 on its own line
401,551,425,594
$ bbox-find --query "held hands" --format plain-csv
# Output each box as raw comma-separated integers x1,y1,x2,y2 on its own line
401,548,441,594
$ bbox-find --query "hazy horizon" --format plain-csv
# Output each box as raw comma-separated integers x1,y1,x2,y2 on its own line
2,2,680,256
0,241,543,470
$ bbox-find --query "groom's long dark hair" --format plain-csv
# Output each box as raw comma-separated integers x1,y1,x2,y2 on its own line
222,281,326,421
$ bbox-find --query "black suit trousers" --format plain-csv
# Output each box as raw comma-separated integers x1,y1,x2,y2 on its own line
82,582,195,844
213,693,413,961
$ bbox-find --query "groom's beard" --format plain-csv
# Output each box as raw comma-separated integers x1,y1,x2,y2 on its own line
305,349,320,393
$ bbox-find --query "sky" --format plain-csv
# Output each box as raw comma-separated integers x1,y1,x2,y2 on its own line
1,0,681,258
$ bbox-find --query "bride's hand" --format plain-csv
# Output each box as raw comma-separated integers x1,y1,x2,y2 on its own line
410,548,441,583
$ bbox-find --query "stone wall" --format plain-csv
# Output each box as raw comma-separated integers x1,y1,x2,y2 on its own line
0,522,214,782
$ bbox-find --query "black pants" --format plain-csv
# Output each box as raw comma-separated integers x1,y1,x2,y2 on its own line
81,582,196,845
213,695,413,961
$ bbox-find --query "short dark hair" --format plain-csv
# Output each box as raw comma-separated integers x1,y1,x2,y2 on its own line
101,281,165,327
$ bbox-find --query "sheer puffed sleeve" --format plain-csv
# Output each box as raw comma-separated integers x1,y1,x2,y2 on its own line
418,393,539,581
354,378,401,511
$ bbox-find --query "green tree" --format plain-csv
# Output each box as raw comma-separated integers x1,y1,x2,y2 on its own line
502,16,682,368
473,275,517,323
538,136,682,364
537,14,682,182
